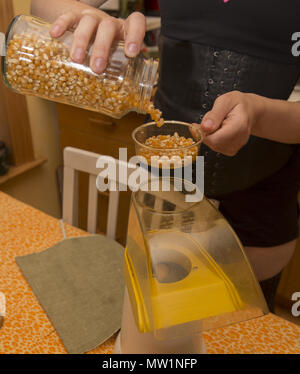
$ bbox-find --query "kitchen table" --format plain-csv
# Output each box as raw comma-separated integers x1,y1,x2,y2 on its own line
0,191,299,354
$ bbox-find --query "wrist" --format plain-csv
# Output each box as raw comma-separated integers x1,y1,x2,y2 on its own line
245,93,266,136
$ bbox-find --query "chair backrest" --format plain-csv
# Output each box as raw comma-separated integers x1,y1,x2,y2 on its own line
63,146,133,239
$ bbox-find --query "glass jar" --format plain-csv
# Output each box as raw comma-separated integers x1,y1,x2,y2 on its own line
1,15,159,119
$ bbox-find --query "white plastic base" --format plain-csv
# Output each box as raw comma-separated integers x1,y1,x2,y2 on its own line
113,331,122,354
113,331,206,354
114,289,206,354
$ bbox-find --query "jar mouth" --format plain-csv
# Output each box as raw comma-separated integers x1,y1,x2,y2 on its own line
134,58,159,114
132,120,204,152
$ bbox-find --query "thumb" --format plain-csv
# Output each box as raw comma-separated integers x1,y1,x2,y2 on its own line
201,113,220,135
201,92,239,134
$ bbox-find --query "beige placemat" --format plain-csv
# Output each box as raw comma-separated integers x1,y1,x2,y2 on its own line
16,235,125,354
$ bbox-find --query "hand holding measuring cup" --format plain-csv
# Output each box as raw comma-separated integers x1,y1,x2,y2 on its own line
194,91,256,156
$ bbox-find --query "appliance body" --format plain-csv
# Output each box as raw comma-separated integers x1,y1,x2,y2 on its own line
116,178,268,353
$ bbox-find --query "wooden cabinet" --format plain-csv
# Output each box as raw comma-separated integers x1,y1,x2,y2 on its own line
57,103,146,245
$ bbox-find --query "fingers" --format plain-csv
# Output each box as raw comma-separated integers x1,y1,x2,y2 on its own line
50,11,144,75
204,111,250,156
124,12,146,57
89,12,145,72
201,91,241,135
90,17,119,73
70,14,99,63
50,12,78,38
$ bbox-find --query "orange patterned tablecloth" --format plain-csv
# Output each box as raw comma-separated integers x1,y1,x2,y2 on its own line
0,191,300,354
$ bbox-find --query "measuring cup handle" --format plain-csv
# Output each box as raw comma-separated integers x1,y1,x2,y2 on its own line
190,123,206,143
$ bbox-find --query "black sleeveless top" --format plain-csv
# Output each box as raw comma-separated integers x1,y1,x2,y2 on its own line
154,0,300,197
158,0,300,65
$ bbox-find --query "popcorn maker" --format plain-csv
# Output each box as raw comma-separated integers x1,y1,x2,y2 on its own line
115,178,268,354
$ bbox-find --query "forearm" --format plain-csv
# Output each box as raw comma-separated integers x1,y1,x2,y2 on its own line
31,0,109,23
250,94,300,144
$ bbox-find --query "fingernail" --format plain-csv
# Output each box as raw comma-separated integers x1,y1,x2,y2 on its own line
126,43,138,57
72,48,85,62
202,119,214,129
93,57,106,73
51,25,62,36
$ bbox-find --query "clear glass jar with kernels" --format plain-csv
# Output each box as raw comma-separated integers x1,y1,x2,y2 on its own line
1,15,161,120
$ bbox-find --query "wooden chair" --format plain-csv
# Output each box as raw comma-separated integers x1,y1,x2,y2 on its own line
63,146,133,239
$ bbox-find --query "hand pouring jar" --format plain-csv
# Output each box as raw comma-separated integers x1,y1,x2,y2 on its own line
1,15,159,119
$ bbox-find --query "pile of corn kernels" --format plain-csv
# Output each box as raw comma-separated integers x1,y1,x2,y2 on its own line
5,31,164,125
138,132,198,168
